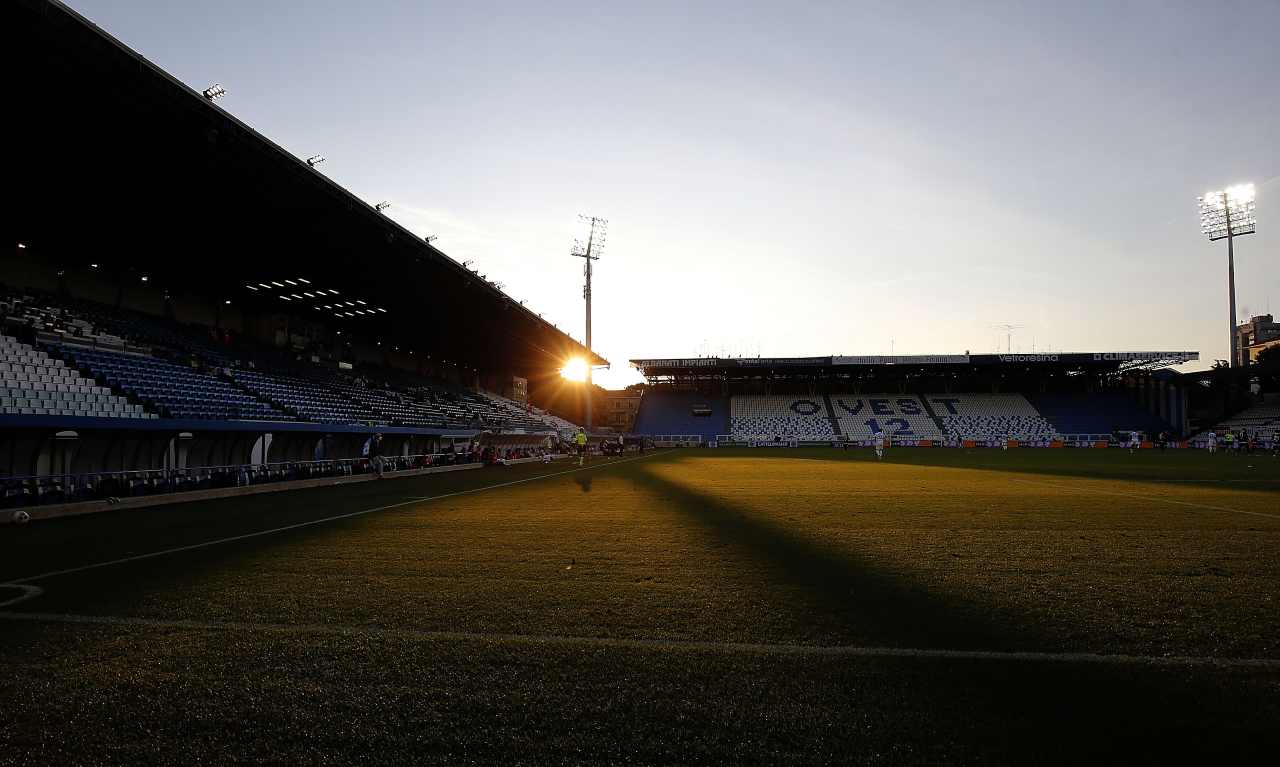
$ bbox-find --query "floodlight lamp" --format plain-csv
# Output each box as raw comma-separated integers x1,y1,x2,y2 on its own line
1197,182,1257,241
306,155,326,167
1226,183,1256,204
375,201,391,212
202,84,227,101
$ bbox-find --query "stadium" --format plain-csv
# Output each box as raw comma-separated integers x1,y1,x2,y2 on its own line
3,1,1279,764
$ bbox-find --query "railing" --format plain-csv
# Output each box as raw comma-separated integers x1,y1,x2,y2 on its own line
649,434,703,447
707,433,1164,447
0,452,485,509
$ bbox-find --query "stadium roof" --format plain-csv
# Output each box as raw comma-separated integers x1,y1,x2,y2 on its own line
7,0,605,374
631,352,1200,378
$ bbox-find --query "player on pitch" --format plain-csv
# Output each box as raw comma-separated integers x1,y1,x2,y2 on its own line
873,429,887,460
575,428,588,465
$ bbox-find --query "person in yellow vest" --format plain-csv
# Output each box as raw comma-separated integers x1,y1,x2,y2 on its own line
574,429,588,466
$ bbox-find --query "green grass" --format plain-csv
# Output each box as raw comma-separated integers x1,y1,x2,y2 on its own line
2,448,1279,764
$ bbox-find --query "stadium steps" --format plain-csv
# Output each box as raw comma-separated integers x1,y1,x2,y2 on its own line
915,395,947,434
821,395,843,436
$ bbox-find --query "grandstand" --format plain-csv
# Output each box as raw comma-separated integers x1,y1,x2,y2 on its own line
3,0,598,502
631,354,1198,444
1,286,590,433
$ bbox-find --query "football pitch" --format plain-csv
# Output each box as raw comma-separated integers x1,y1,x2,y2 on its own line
2,447,1279,764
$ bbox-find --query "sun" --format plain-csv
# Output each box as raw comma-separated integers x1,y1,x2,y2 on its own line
559,357,589,382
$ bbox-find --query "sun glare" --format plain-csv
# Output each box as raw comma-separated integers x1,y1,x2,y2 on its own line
559,357,589,382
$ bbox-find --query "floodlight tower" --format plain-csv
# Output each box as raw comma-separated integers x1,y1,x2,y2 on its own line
571,215,608,427
1197,184,1257,367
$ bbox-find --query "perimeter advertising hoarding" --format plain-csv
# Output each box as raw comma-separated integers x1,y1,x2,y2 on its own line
833,355,969,365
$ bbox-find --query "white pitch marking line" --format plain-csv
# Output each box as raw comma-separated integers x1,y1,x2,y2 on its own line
2,611,1277,670
0,585,44,608
1010,478,1280,521
3,451,675,587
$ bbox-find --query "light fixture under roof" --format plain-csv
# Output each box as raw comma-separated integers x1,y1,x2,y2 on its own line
297,277,310,284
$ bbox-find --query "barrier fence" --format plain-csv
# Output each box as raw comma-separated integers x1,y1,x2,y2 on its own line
702,435,1277,449
1,452,481,509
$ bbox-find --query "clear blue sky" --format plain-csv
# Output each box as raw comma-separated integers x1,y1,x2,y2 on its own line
69,0,1279,386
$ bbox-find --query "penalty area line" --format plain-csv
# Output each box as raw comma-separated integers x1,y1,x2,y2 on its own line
3,450,676,587
1,611,1277,670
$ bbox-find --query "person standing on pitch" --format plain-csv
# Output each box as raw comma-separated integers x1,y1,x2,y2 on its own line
369,432,385,479
873,429,886,461
574,428,588,466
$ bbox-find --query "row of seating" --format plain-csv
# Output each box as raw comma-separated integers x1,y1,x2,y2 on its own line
1,334,150,418
2,290,583,431
732,395,836,440
61,347,289,422
925,394,1057,441
231,369,378,424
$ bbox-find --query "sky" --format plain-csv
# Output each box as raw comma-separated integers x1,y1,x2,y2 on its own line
67,0,1279,388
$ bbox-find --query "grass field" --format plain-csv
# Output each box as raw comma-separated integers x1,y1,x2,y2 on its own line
2,447,1279,764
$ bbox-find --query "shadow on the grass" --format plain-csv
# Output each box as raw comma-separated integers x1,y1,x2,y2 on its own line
629,459,1280,762
632,460,1053,652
